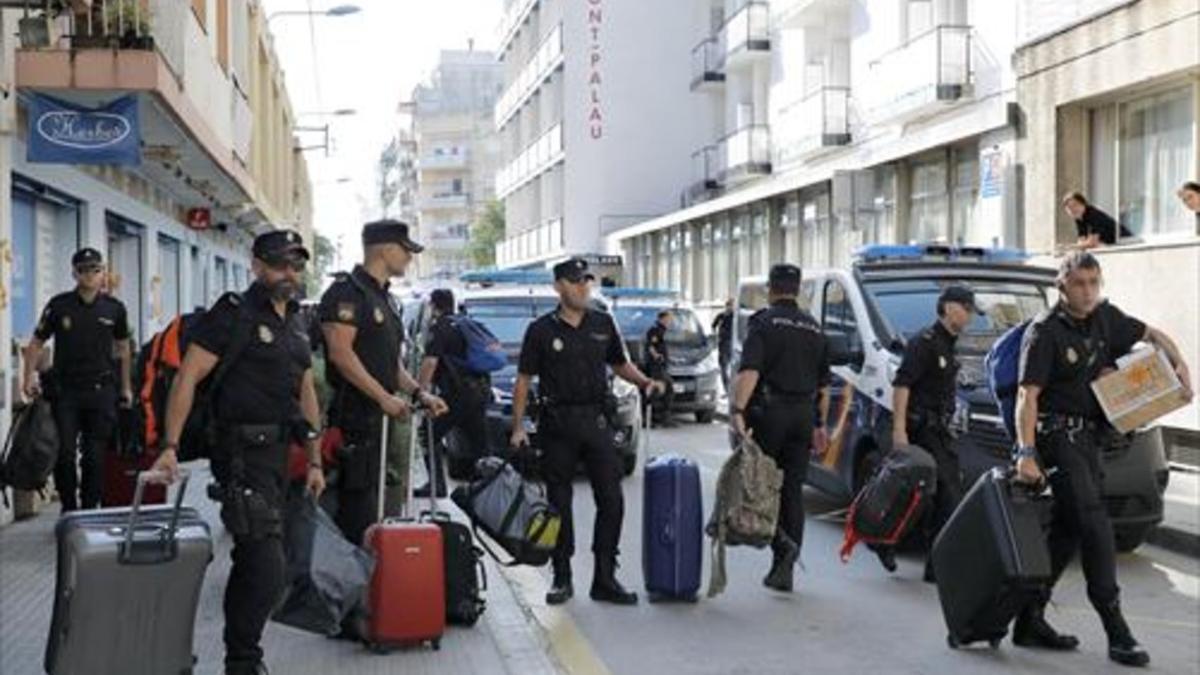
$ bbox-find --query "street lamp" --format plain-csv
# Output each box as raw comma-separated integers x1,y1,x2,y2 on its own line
267,5,361,22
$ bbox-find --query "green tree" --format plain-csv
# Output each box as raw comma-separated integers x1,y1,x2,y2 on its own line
302,231,336,298
468,200,505,268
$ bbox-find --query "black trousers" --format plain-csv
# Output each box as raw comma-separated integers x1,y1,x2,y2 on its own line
334,419,384,547
52,384,117,511
644,363,675,421
1038,427,1119,609
541,406,625,569
212,437,288,674
748,401,814,557
909,417,963,548
432,384,491,481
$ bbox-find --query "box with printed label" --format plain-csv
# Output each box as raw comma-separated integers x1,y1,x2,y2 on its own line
1091,348,1189,434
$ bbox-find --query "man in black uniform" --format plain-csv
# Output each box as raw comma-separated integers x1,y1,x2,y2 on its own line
712,298,734,390
319,220,448,545
419,288,491,484
730,264,831,593
643,310,676,427
151,229,327,675
1013,251,1192,667
876,285,979,579
510,258,663,606
22,248,133,512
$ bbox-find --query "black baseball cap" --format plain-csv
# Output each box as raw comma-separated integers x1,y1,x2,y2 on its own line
252,229,310,263
362,219,424,253
939,284,983,315
72,248,103,267
553,257,595,283
768,263,802,291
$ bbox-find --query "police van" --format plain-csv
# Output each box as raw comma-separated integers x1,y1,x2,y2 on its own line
730,244,1168,551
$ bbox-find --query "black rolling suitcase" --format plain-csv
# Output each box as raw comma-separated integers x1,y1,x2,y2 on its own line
45,470,212,675
931,467,1051,649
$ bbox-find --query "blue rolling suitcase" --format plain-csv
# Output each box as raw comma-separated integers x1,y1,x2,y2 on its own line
642,455,703,602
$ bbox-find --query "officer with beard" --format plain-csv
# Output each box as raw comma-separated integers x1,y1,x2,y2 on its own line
152,229,326,675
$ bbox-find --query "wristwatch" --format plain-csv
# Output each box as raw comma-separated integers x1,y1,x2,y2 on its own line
1014,445,1039,461
410,388,426,405
161,440,180,453
308,461,322,471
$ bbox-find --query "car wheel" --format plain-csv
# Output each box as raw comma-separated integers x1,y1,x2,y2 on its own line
1113,526,1149,553
622,453,637,477
853,447,882,495
695,409,715,424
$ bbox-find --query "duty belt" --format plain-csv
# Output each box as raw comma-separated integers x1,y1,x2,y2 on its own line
1037,413,1104,442
221,423,289,445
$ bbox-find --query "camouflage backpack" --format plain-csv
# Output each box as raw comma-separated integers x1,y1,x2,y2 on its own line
705,435,784,597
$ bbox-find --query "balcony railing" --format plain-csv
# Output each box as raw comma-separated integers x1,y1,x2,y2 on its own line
495,122,564,198
689,145,722,201
421,193,470,210
718,124,772,182
690,37,725,90
773,0,847,29
495,217,563,267
495,23,563,129
720,0,771,67
867,25,972,122
498,0,539,54
419,151,469,170
775,85,850,165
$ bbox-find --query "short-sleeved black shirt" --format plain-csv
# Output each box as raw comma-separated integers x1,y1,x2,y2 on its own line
712,311,733,357
738,299,831,398
1019,300,1146,418
317,266,404,428
34,290,130,383
425,314,469,395
892,320,960,415
190,283,311,425
644,323,669,367
517,307,628,406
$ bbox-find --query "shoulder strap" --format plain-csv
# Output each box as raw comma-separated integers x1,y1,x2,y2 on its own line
206,295,257,398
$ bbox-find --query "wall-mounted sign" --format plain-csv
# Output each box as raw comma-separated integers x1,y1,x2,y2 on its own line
186,208,212,231
587,0,603,140
27,93,141,165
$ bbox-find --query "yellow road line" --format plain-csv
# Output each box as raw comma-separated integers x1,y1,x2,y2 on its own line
498,564,613,675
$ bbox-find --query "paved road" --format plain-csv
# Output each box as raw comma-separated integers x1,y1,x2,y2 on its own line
507,421,1200,675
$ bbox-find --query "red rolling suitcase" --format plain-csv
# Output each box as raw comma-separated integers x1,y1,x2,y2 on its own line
102,408,165,507
364,413,445,652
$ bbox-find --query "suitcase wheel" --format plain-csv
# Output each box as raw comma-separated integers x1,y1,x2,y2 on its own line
431,638,442,651
946,634,960,650
988,637,1002,650
368,642,391,656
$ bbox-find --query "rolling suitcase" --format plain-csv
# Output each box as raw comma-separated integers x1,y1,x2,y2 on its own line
364,413,446,652
642,454,703,601
45,470,212,675
102,447,165,507
931,467,1052,649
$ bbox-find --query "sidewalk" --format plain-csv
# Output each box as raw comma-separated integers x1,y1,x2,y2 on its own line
1147,468,1200,558
0,466,563,675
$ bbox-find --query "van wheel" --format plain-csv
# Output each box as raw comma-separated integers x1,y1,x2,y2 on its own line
695,409,715,424
853,448,882,495
1113,526,1149,553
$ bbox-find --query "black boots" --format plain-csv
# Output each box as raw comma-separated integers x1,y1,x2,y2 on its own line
546,561,573,605
1012,599,1080,651
1098,600,1150,667
763,539,800,593
590,555,638,605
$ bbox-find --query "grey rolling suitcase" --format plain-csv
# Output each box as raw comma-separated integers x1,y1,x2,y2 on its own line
45,470,213,675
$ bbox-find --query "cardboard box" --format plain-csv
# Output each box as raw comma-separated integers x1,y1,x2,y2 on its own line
1091,348,1189,434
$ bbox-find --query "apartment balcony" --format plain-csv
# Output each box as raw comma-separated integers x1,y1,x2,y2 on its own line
498,0,539,55
495,24,563,130
420,192,470,211
495,123,564,198
690,37,725,91
718,124,772,185
495,217,564,269
774,86,851,166
867,25,973,124
688,144,723,203
720,1,771,71
418,151,469,171
773,0,849,30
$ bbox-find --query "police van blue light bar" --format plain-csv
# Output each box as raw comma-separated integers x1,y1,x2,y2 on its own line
459,268,554,285
853,244,1029,264
599,287,680,299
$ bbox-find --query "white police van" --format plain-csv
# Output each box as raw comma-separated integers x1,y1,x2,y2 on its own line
730,244,1168,551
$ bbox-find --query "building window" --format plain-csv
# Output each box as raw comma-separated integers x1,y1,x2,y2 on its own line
1116,85,1196,238
700,222,714,302
910,155,949,243
782,196,801,263
750,205,768,276
713,219,730,301
951,146,981,244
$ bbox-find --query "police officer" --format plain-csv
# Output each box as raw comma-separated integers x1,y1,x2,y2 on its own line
730,264,831,593
418,288,490,487
1013,251,1193,666
875,285,978,579
319,219,448,545
510,258,664,606
643,310,677,427
711,298,734,390
151,229,327,675
22,248,133,512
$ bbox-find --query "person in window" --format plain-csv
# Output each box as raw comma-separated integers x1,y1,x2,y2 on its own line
1178,181,1200,232
1062,192,1130,248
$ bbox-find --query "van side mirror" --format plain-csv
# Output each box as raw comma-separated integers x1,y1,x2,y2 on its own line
828,333,865,368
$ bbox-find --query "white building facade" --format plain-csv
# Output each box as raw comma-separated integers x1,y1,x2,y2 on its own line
492,0,710,272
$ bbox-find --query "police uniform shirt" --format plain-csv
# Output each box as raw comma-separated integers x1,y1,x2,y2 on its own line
892,321,960,414
425,314,468,394
1019,300,1146,419
645,323,669,366
518,308,628,406
738,300,831,397
34,291,131,383
317,265,404,424
190,283,311,425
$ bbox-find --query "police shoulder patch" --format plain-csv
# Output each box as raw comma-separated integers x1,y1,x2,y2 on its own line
337,302,356,322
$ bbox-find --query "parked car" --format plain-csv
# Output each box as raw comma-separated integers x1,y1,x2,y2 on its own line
730,244,1168,552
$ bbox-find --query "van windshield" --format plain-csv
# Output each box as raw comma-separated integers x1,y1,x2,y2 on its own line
461,299,558,345
864,279,1052,353
612,307,706,346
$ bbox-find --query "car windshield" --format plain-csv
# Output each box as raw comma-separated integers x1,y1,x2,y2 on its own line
460,298,559,345
865,279,1052,353
611,306,705,346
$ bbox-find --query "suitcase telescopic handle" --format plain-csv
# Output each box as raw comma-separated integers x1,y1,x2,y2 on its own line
120,469,190,564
